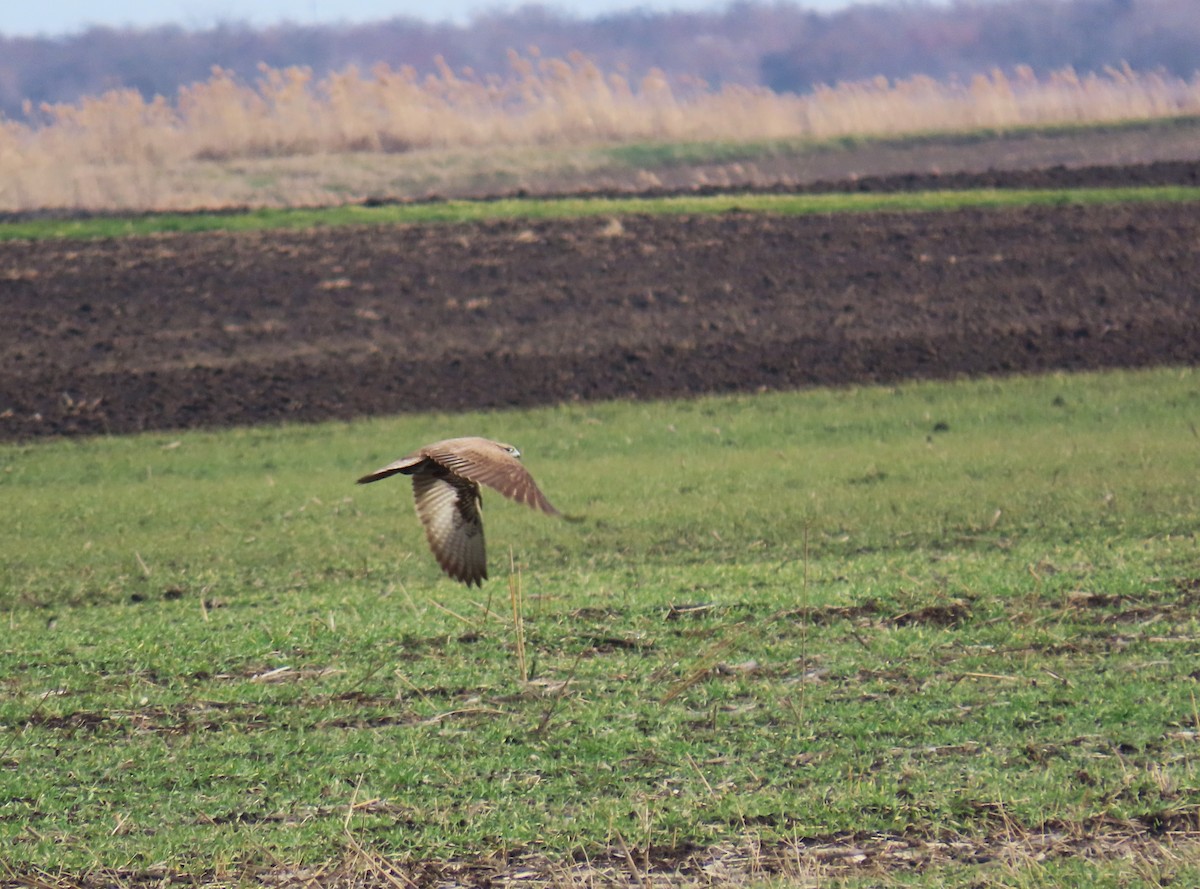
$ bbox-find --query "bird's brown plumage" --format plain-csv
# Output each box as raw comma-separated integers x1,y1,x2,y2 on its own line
357,437,559,586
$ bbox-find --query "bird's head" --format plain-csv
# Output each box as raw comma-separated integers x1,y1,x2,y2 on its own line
496,441,522,459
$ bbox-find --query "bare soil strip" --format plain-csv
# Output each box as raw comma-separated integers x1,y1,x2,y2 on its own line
2,166,1199,441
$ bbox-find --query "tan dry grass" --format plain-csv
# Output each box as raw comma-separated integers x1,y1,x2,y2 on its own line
6,819,1199,887
2,52,1199,211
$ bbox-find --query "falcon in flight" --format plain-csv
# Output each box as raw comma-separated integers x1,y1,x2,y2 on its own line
357,437,560,586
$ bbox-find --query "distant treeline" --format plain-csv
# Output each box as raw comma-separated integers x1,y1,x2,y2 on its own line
1,0,1196,117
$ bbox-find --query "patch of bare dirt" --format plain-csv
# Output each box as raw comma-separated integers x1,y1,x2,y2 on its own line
1,162,1199,441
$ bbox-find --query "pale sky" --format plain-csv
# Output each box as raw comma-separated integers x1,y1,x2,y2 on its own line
1,0,856,38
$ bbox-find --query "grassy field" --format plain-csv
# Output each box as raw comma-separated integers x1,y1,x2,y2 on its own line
2,367,1199,885
3,184,1200,242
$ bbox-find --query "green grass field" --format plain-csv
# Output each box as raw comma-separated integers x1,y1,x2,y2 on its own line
2,367,1199,885
3,185,1200,241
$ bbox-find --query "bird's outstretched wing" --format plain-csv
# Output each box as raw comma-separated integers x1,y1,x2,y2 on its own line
410,470,487,586
422,438,560,515
356,452,428,484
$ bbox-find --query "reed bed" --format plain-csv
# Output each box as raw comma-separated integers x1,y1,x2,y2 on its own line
2,51,1198,211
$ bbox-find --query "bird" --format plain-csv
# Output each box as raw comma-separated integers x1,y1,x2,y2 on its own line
357,437,559,586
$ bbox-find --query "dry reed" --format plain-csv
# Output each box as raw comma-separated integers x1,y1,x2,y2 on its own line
2,52,1198,211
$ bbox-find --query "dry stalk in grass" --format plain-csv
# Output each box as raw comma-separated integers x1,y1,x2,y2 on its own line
343,832,417,889
613,830,653,889
509,548,528,684
658,634,739,704
790,523,810,725
533,649,584,736
2,54,1200,211
5,820,1199,886
342,774,418,889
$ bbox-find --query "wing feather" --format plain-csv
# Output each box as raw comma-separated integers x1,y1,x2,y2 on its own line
410,470,487,587
356,452,429,484
423,437,559,515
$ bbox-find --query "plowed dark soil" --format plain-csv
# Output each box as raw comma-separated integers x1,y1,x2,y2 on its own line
2,164,1199,441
